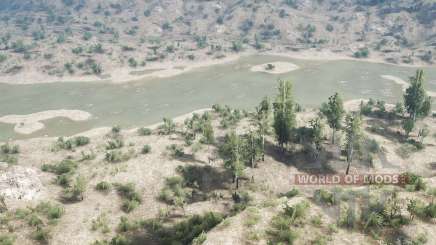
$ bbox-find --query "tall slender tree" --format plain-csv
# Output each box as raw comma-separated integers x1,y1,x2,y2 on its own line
254,97,270,161
343,113,362,175
320,93,345,144
219,132,245,189
404,69,432,122
244,130,262,168
273,80,296,151
309,117,324,159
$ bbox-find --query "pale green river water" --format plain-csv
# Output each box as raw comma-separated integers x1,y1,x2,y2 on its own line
1,55,435,141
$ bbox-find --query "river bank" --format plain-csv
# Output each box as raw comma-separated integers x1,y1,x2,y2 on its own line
1,49,434,85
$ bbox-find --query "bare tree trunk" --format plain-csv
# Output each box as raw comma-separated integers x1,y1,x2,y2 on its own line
332,130,335,144
346,161,351,175
236,177,239,189
262,135,265,161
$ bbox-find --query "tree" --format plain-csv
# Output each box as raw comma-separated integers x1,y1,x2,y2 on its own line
201,119,215,144
309,118,324,159
402,118,415,138
243,130,262,168
273,80,296,151
320,93,345,144
343,113,362,175
219,132,245,189
254,97,270,161
418,126,429,144
404,69,432,122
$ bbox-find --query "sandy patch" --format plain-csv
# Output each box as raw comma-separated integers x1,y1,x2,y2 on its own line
381,74,436,97
0,109,92,135
250,61,299,74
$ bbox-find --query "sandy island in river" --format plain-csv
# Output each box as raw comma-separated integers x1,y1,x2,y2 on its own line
0,109,92,135
250,61,300,74
381,74,436,97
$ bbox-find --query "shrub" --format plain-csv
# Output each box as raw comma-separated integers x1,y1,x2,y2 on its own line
35,202,64,220
314,189,336,205
143,212,223,245
354,48,369,58
41,159,77,175
106,139,124,150
244,207,261,227
83,32,92,40
32,227,50,242
27,214,43,227
141,145,151,154
266,201,308,244
117,216,142,233
55,174,71,187
0,144,19,154
96,181,111,193
110,234,131,245
0,234,15,245
166,144,184,158
337,203,356,229
281,188,299,198
92,213,110,234
159,176,192,206
115,183,142,212
54,136,90,150
74,136,90,146
63,176,86,202
121,200,140,213
105,150,134,163
402,172,426,191
137,127,152,136
158,118,176,135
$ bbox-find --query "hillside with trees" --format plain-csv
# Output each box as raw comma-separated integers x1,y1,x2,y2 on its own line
0,0,435,80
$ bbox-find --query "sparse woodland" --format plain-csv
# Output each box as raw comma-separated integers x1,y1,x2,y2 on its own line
0,69,435,244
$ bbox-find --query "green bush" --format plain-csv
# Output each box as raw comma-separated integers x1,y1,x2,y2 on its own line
74,136,90,146
158,118,176,135
159,176,192,206
96,181,111,193
110,234,131,245
314,189,336,205
115,183,142,212
354,48,369,58
62,176,86,202
141,145,151,154
0,234,15,245
281,188,299,198
105,150,134,163
144,212,223,245
32,227,50,242
55,174,71,187
137,127,152,136
166,144,184,158
267,201,309,244
35,202,64,220
41,159,77,175
0,144,19,154
106,139,124,150
402,172,426,191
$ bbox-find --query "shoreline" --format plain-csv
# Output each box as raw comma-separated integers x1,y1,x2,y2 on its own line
0,110,92,135
1,49,434,86
1,108,212,143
